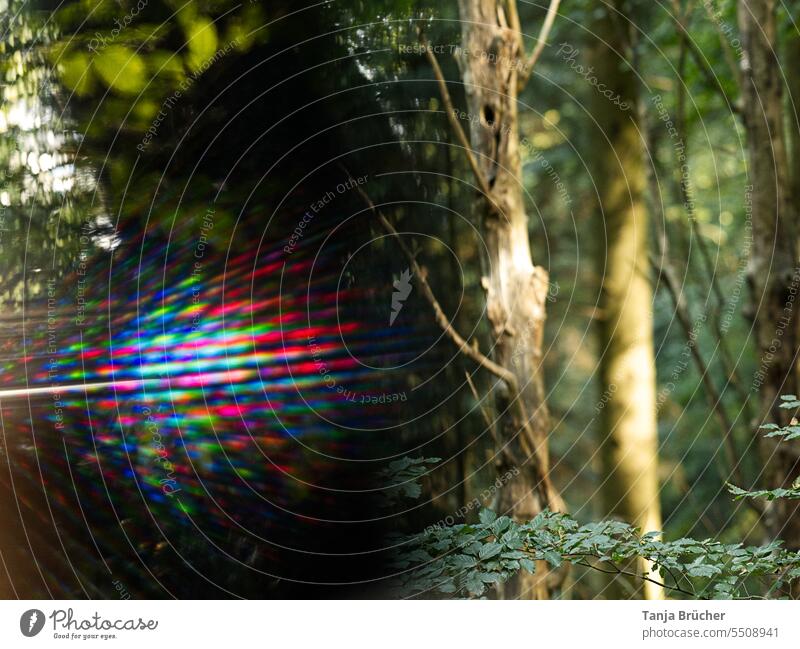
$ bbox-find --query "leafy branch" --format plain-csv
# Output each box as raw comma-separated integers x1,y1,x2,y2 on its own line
377,456,441,506
390,509,800,599
727,483,800,501
726,396,800,501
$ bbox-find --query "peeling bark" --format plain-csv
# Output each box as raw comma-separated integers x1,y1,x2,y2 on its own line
456,0,559,599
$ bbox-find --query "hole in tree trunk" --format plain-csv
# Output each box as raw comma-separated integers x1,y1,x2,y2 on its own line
482,104,495,127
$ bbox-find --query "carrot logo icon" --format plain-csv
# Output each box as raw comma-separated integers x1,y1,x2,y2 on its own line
389,268,413,326
20,609,45,637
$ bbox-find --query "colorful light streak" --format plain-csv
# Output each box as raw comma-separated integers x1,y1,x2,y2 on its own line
0,209,429,595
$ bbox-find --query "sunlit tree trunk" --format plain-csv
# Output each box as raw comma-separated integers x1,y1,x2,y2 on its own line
456,0,560,599
590,0,662,599
738,0,800,552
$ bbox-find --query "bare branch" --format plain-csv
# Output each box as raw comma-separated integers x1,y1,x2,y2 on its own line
671,7,754,418
640,69,761,516
676,17,741,114
348,171,509,381
464,370,517,467
347,171,558,511
516,0,561,92
650,253,764,516
504,0,525,56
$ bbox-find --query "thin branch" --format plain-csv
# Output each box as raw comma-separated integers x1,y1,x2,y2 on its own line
657,559,690,596
640,91,762,516
652,253,732,448
700,0,742,91
651,253,764,516
348,172,511,382
464,370,499,439
348,171,558,511
517,0,561,92
604,560,696,599
680,24,741,113
671,7,754,419
504,0,525,59
570,558,696,598
417,31,497,213
464,370,517,467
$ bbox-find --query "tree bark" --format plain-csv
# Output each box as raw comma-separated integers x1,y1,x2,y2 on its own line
590,1,663,599
738,0,800,551
456,0,559,599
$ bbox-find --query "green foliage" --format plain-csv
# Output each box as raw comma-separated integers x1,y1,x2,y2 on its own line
48,0,267,132
390,510,800,599
727,483,800,501
759,424,800,441
93,45,148,95
181,14,219,73
727,399,800,500
377,456,441,505
393,405,800,599
778,395,800,413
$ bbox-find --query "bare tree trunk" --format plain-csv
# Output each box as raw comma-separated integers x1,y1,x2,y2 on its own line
456,0,559,599
738,0,800,550
590,1,662,599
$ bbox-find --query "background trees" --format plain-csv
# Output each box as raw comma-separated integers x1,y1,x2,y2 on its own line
589,0,662,599
737,0,800,555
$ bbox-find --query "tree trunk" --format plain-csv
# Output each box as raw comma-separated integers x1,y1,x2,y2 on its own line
456,0,559,599
590,1,663,599
738,0,800,551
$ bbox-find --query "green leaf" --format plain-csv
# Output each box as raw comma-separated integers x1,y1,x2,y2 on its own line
479,509,497,525
465,574,486,596
688,564,720,578
529,511,546,530
479,572,502,583
452,555,478,569
464,542,483,556
502,529,524,549
58,51,95,97
543,550,563,568
501,550,529,560
519,558,536,574
492,516,512,535
185,17,219,73
400,483,422,499
94,45,147,95
479,542,503,560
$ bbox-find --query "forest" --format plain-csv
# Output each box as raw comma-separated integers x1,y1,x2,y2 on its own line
0,0,799,603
